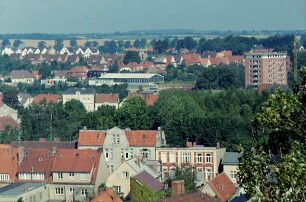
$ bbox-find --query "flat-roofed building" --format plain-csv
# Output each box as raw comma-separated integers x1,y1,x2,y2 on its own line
88,73,164,86
244,50,287,89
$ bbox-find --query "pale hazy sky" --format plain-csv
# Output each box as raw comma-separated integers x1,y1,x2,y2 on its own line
0,0,305,34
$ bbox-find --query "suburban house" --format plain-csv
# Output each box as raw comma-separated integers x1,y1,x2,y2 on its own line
78,127,167,173
84,47,99,58
200,172,237,202
10,70,34,84
59,47,72,55
0,147,18,187
130,171,164,202
222,152,241,185
105,158,160,198
62,88,95,112
1,47,14,56
67,66,89,82
49,149,108,202
156,142,226,181
95,93,119,110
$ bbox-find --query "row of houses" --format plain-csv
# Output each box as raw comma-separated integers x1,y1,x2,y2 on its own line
0,126,241,202
2,46,99,58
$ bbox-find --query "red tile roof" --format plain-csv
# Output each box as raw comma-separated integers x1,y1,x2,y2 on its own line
0,147,18,182
17,148,55,182
125,130,157,147
156,191,218,202
146,94,159,106
96,94,119,104
78,130,106,146
182,54,201,66
91,188,123,202
0,116,19,131
32,94,61,104
207,172,236,202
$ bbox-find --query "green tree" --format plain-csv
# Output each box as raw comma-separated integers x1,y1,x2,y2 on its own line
54,39,64,51
0,126,19,144
1,39,11,47
13,39,23,48
38,41,46,50
183,36,197,50
116,96,152,129
69,39,78,47
123,51,141,64
3,87,19,109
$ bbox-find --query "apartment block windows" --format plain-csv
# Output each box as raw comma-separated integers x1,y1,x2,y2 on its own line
57,173,63,179
205,153,212,163
182,152,191,163
81,189,88,196
55,187,64,195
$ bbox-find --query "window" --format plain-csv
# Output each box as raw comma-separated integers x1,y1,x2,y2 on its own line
197,153,202,163
80,173,87,180
142,149,151,159
230,171,237,179
205,168,212,180
122,172,129,179
57,173,63,179
197,167,203,172
105,148,113,160
69,188,74,195
113,186,121,193
205,153,212,163
81,189,88,196
161,152,167,163
55,187,64,195
182,152,191,163
69,173,74,180
169,153,176,163
113,134,120,143
107,164,114,173
0,174,9,181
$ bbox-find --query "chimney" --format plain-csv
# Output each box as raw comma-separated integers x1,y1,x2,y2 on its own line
216,142,221,149
18,147,25,165
51,147,57,155
186,141,192,148
54,138,60,142
171,180,185,197
39,138,46,142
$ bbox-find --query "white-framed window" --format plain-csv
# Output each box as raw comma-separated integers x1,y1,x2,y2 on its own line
122,172,129,179
81,189,88,196
69,173,74,180
32,173,44,180
105,148,113,160
142,149,151,159
0,174,9,181
161,152,167,163
197,167,203,172
169,153,176,163
113,186,121,193
107,164,114,173
80,173,87,180
57,173,63,179
205,153,212,163
18,173,31,180
69,188,74,195
230,171,237,179
55,187,64,195
205,168,212,180
197,153,202,163
182,152,191,163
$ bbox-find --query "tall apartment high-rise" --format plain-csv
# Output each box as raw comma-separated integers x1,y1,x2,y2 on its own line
244,50,288,89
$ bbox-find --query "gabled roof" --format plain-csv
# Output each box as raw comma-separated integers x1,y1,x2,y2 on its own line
207,172,237,202
63,87,95,95
0,148,18,181
18,93,32,106
0,116,19,131
11,70,34,79
91,188,123,202
68,66,89,74
78,130,106,146
133,171,163,192
95,94,119,104
52,149,101,183
32,94,61,104
156,191,218,202
125,130,157,147
146,94,159,106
